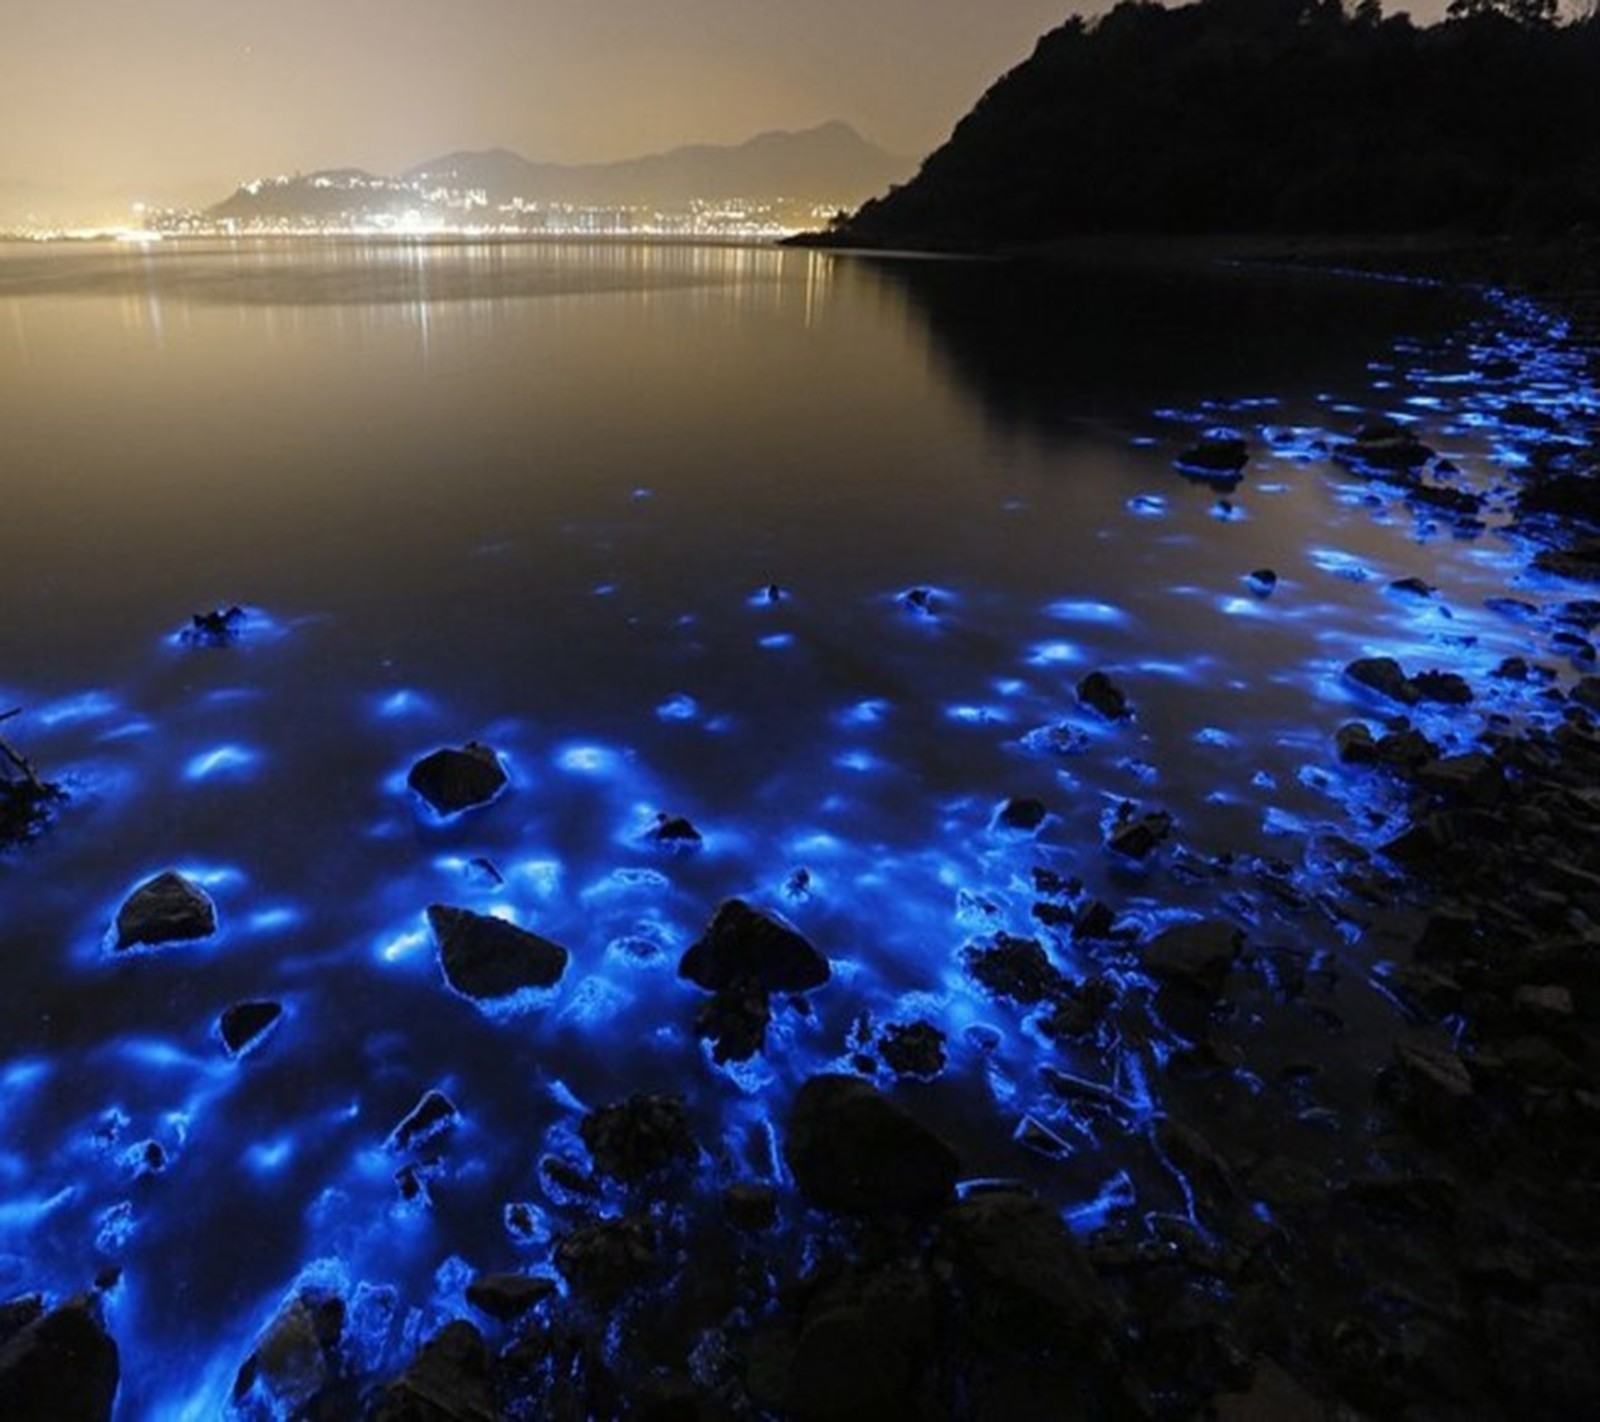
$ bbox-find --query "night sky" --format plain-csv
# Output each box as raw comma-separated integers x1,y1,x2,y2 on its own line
2,0,1451,219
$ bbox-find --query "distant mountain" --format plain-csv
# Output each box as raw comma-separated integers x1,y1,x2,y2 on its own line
207,123,911,228
827,0,1600,246
409,122,909,208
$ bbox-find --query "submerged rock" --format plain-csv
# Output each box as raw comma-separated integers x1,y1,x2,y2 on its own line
388,1089,458,1153
678,899,829,993
426,904,569,1000
406,742,507,816
1107,807,1174,859
784,1074,959,1216
579,1094,698,1184
0,1294,119,1422
995,796,1049,832
1142,920,1243,999
880,1020,948,1079
1077,669,1133,722
1176,428,1250,480
1245,567,1278,597
113,871,216,951
183,605,246,646
464,1273,556,1324
648,813,703,849
218,1000,283,1057
1336,418,1434,473
695,977,772,1063
963,933,1066,1004
553,1215,661,1303
1345,655,1418,705
231,1287,345,1418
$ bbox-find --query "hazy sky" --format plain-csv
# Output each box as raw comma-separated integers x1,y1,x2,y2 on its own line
2,2,1089,206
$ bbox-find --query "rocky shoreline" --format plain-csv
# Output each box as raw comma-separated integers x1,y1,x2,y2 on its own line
6,255,1600,1420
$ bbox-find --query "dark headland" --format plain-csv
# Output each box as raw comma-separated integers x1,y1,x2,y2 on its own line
8,3,1600,1420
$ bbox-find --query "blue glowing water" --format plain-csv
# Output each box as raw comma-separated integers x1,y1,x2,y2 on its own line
1,239,1594,1415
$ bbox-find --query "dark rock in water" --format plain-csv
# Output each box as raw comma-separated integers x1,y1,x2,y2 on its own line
406,742,507,816
1336,419,1434,472
464,1273,556,1324
1378,1038,1476,1143
679,898,829,993
1142,919,1242,999
724,1182,780,1232
963,934,1065,1004
1245,568,1278,597
1176,428,1249,479
184,605,245,646
579,1094,698,1184
369,1320,497,1422
231,1287,345,1417
1410,669,1473,705
784,1074,959,1216
1390,576,1436,598
935,1189,1116,1354
113,870,217,951
388,1089,458,1152
553,1215,660,1303
649,813,703,848
1535,539,1600,583
1415,752,1505,806
695,977,771,1063
1336,721,1377,765
1077,669,1132,722
426,904,568,999
218,1000,283,1057
1518,471,1600,525
901,586,939,616
995,796,1049,832
880,1020,948,1079
1107,807,1173,860
0,1294,119,1422
0,1297,43,1348
1344,655,1417,705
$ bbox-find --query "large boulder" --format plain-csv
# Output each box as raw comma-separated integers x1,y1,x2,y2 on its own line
113,871,216,951
406,742,507,816
784,1074,959,1216
0,1294,120,1422
678,899,829,992
427,905,569,999
368,1320,498,1422
1141,919,1243,999
579,1094,698,1184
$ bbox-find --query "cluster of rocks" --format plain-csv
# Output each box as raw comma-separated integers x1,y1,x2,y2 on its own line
0,712,63,850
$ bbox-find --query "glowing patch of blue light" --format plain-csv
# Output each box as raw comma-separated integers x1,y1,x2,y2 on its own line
1194,728,1236,748
1027,640,1081,667
0,1186,76,1231
246,907,301,934
557,976,634,1028
656,694,699,722
374,689,434,720
1044,599,1127,625
1219,596,1266,618
838,699,890,727
555,742,625,776
183,744,260,782
1128,494,1167,517
506,860,563,899
37,691,119,727
378,920,432,965
759,633,795,650
834,750,884,773
945,704,1011,726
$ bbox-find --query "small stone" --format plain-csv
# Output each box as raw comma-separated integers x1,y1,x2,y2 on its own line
695,977,771,1063
963,934,1066,1004
388,1089,458,1153
1336,722,1377,764
464,1273,556,1324
679,899,829,993
1336,419,1433,472
901,587,938,616
184,605,246,645
996,796,1048,832
649,813,703,848
1142,920,1242,999
368,1320,496,1422
1410,670,1473,705
1176,428,1249,477
1390,576,1436,598
1513,984,1575,1022
879,1020,948,1079
784,1074,959,1216
218,1000,283,1057
406,742,507,816
1077,670,1132,722
113,871,217,951
427,904,568,999
1345,656,1417,705
1107,808,1173,859
553,1215,660,1302
1245,568,1278,597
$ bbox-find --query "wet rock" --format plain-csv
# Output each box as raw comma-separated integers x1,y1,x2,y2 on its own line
579,1094,698,1184
218,1000,283,1057
1379,1038,1476,1140
426,904,569,999
936,1188,1117,1354
0,1294,119,1422
1518,471,1600,525
553,1215,661,1303
1141,919,1242,999
995,796,1049,832
784,1074,959,1216
678,899,829,993
1336,721,1377,764
1414,752,1504,806
1176,428,1249,478
1344,656,1417,705
1410,669,1473,705
1336,419,1434,472
1077,669,1133,722
231,1288,344,1417
694,977,771,1063
1107,806,1173,859
406,742,507,816
0,1297,43,1349
901,587,939,616
184,605,245,645
113,870,217,951
1245,568,1278,597
649,813,703,848
1390,576,1436,598
1535,539,1600,583
388,1090,458,1152
963,933,1066,1004
464,1273,556,1324
369,1320,497,1422
723,1183,780,1232
879,1020,948,1079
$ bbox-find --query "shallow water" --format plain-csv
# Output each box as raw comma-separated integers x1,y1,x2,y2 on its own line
1,238,1590,1415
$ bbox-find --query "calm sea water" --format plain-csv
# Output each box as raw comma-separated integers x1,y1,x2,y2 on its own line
0,239,1577,1414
